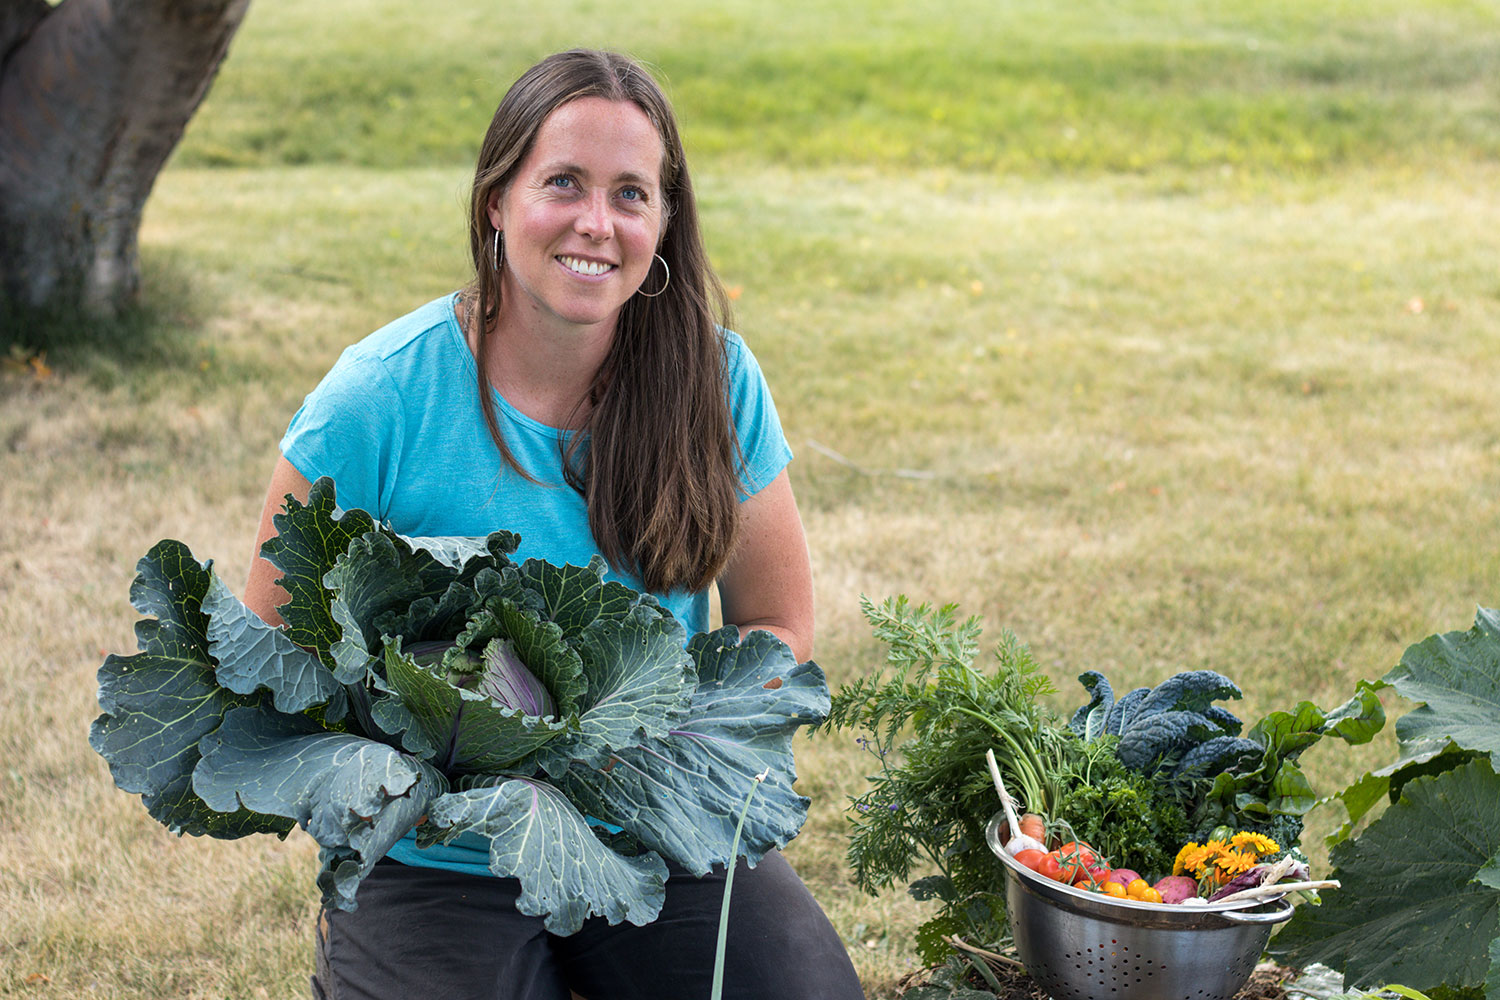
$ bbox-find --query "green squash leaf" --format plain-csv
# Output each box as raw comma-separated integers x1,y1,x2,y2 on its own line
89,540,293,839
557,628,828,875
1385,607,1500,766
193,706,445,910
1321,769,1391,848
1487,936,1500,1000
1476,847,1500,892
1271,757,1500,994
420,777,669,934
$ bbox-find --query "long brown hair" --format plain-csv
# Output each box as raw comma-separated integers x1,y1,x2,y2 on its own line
464,50,740,595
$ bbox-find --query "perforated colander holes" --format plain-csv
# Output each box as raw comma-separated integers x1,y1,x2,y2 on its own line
1067,941,1155,973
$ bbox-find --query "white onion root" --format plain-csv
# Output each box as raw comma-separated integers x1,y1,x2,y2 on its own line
986,748,1048,855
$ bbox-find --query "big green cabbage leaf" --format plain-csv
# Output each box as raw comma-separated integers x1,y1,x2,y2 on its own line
90,478,828,934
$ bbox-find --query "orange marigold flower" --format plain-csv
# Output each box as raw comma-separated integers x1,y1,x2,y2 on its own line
1173,843,1212,877
1230,831,1280,856
1214,849,1258,878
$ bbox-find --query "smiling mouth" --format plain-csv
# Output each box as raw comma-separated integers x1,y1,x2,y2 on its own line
557,255,615,277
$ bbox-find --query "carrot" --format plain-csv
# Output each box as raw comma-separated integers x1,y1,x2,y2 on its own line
1018,813,1045,844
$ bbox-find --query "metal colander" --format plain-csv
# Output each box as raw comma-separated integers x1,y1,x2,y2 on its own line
984,813,1293,1000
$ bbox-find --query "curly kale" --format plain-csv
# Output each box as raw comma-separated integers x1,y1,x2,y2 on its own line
1069,669,1249,776
1069,669,1387,855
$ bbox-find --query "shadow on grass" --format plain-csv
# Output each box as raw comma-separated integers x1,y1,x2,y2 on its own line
0,255,256,391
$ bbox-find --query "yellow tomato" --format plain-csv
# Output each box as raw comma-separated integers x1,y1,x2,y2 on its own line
1139,887,1163,904
1102,881,1128,898
1125,878,1151,899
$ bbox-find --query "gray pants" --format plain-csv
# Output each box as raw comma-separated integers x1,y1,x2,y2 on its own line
311,852,865,1000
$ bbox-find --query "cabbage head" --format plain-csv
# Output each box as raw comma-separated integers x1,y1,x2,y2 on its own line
89,477,829,934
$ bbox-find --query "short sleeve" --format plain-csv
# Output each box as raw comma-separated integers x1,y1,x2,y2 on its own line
723,331,793,499
279,347,404,519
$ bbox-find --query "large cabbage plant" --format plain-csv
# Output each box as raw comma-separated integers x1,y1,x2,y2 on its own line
89,478,829,934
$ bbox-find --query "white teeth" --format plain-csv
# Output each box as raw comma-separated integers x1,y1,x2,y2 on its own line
558,256,613,276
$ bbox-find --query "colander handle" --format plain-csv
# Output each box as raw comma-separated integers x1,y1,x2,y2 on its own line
1217,896,1296,925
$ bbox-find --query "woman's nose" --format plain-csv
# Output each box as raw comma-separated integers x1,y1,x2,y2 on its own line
575,192,612,240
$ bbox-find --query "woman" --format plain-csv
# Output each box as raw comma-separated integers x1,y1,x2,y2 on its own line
244,49,863,1000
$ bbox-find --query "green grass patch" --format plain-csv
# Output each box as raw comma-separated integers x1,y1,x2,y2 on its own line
0,257,214,386
178,0,1500,173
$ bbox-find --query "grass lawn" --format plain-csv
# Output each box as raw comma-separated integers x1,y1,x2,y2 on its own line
2,1,1498,996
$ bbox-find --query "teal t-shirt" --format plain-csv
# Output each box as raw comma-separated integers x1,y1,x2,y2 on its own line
279,292,793,875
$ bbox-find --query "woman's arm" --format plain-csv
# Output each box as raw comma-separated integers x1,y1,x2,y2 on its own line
244,456,314,627
716,469,814,662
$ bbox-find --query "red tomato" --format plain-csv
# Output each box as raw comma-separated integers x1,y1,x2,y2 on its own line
1071,865,1110,888
1037,852,1065,882
1055,841,1102,883
1056,841,1100,867
1012,849,1047,873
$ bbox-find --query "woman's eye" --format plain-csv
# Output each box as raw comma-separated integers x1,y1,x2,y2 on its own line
547,175,575,190
619,187,646,203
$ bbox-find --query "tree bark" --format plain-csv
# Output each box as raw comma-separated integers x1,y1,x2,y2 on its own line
0,0,249,316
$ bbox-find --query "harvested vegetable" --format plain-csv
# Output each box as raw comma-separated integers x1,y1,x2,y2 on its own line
832,595,1354,967
986,748,1048,855
1012,849,1047,873
1103,868,1142,887
1069,669,1384,850
1153,875,1199,904
90,477,828,935
825,598,1082,962
1048,738,1193,883
1208,856,1310,902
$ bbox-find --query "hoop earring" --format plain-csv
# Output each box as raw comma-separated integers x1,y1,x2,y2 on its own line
492,230,504,272
637,253,670,298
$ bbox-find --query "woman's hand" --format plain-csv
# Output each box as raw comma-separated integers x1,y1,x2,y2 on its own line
244,456,313,627
715,469,814,662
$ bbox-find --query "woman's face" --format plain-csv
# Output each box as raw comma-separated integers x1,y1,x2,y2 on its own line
488,97,667,336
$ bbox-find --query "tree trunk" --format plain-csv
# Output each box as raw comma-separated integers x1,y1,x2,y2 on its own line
0,0,249,316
